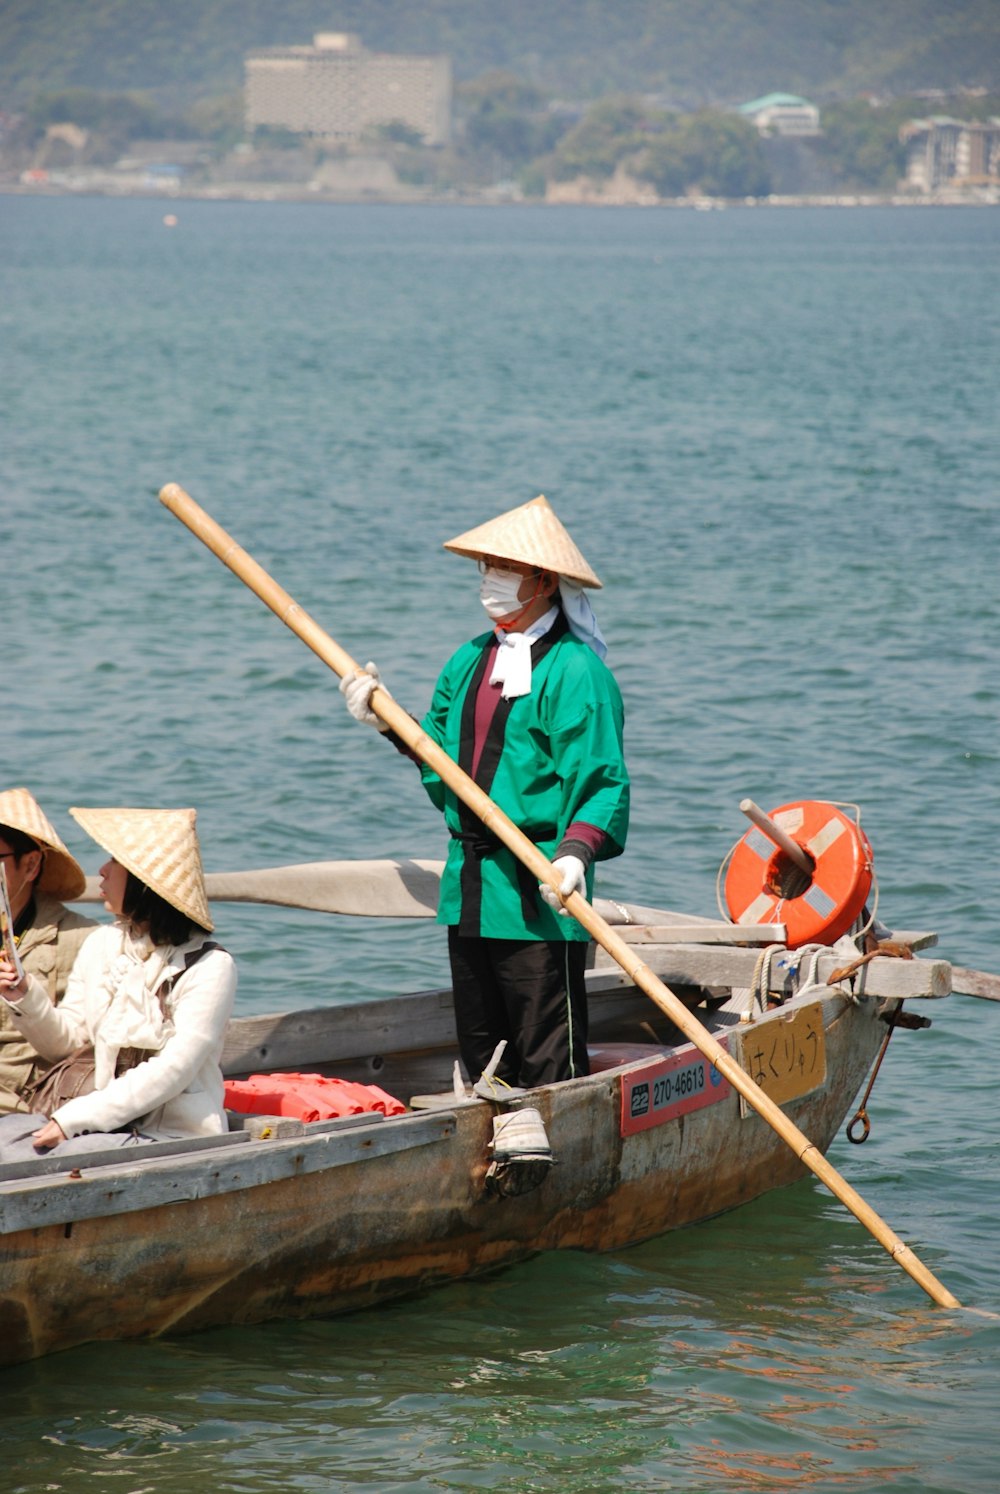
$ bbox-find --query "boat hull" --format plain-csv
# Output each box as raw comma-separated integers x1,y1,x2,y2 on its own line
0,990,883,1365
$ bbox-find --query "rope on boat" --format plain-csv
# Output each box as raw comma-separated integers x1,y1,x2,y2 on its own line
742,940,864,1021
715,839,737,923
743,943,782,1020
742,924,915,1146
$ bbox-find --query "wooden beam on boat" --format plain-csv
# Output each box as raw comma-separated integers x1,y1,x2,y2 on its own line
221,976,667,1076
222,986,457,1073
0,1111,457,1236
883,930,938,951
0,1128,250,1185
220,948,950,1080
612,923,787,945
0,1113,391,1187
592,944,951,999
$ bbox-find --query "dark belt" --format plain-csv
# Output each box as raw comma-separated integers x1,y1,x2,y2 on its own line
451,827,556,924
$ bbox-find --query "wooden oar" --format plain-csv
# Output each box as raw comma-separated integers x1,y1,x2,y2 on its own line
156,861,443,919
159,482,961,1310
76,862,778,940
75,858,659,922
950,967,1000,1003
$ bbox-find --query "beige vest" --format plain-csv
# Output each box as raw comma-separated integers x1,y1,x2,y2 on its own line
0,891,97,1110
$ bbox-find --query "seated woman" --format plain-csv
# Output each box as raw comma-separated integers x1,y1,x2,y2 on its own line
0,805,236,1159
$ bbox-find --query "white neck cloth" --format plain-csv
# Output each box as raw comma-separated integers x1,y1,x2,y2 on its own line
490,606,559,699
489,585,608,699
92,922,202,1086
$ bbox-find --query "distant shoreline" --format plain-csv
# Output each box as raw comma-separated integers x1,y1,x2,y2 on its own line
3,180,998,209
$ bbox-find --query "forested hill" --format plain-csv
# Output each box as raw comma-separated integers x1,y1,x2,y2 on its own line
2,0,999,107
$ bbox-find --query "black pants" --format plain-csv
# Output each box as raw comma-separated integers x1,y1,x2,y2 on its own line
448,929,589,1089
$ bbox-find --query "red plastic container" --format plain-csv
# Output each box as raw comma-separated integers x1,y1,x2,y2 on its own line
224,1071,405,1122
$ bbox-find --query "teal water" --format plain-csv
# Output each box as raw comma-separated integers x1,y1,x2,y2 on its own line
3,197,1000,1491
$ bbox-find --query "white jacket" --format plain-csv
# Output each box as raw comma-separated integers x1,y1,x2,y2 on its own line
10,923,236,1140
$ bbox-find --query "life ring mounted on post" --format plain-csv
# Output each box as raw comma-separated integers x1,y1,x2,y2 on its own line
724,800,873,949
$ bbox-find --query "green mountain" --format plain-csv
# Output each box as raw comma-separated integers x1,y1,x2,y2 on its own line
1,0,998,108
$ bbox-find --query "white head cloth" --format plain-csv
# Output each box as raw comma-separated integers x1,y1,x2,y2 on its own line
559,579,608,661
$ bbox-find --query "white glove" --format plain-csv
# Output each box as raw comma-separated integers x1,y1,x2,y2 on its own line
339,662,390,731
540,855,587,916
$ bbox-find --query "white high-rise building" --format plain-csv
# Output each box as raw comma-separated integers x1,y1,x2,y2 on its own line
245,33,451,146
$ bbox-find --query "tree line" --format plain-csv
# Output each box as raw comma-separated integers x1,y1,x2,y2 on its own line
2,0,997,106
6,77,999,197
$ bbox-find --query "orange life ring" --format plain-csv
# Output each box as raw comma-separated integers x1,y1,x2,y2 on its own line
724,800,873,949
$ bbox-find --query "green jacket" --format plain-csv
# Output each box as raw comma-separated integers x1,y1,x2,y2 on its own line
420,614,629,941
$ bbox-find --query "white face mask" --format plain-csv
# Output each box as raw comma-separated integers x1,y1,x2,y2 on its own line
479,568,525,622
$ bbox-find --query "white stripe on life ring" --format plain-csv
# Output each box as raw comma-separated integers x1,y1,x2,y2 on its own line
807,817,847,859
737,891,776,925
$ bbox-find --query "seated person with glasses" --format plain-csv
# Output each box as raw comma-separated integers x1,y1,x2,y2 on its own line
0,788,95,1114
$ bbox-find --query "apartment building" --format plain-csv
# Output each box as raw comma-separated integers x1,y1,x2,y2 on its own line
901,115,1000,190
245,32,451,146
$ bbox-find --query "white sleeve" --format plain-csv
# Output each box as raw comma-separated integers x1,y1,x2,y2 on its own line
53,948,237,1137
4,928,106,1060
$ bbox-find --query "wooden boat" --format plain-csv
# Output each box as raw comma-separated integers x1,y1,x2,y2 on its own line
0,861,952,1367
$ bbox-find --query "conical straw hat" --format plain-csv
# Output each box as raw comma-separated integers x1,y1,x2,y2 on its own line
444,495,602,588
0,787,86,900
69,806,213,931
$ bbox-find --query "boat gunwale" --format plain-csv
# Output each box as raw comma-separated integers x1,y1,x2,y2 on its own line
0,983,870,1235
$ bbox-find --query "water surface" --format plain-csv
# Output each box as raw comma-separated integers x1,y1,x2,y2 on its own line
3,198,999,1492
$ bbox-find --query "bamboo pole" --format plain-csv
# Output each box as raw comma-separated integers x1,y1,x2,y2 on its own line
159,482,961,1310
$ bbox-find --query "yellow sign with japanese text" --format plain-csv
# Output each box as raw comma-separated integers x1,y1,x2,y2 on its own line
734,1001,827,1115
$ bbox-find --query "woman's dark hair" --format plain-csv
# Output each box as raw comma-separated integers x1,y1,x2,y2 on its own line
122,870,207,946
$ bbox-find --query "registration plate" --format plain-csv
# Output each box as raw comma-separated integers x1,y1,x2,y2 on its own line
621,1039,732,1137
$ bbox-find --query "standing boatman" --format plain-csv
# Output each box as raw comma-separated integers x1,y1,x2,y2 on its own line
340,495,629,1090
